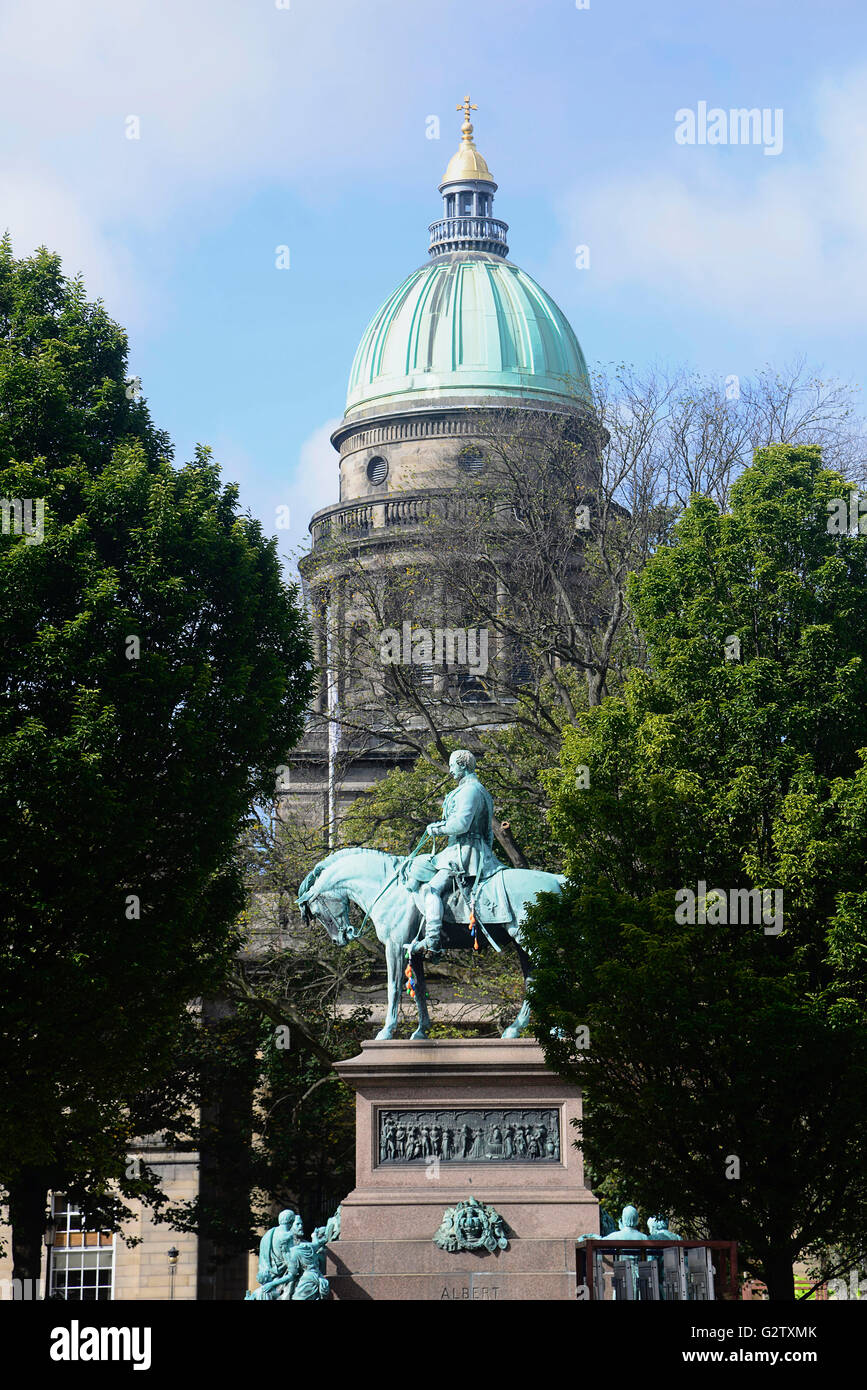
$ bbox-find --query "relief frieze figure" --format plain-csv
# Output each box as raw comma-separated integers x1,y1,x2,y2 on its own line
377,1108,560,1164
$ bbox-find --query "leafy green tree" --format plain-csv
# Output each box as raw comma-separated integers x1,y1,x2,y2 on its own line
163,810,379,1254
0,242,312,1280
523,445,867,1301
152,998,363,1278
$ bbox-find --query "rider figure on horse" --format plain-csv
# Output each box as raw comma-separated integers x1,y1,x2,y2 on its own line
411,749,501,961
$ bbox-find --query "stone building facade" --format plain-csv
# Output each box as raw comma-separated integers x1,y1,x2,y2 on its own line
0,1151,200,1303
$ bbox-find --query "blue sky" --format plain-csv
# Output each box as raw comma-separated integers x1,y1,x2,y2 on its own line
2,0,866,565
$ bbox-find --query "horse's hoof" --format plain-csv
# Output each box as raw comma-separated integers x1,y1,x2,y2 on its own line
501,1025,523,1039
410,1028,431,1041
375,1028,395,1041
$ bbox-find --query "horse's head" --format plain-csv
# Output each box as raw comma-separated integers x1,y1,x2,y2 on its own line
297,860,356,947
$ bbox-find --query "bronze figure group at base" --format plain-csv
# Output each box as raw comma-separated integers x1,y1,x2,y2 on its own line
245,1207,341,1301
585,1205,680,1241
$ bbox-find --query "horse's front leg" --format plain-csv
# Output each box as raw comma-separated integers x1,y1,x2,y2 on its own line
408,952,432,1041
502,941,533,1039
375,939,403,1041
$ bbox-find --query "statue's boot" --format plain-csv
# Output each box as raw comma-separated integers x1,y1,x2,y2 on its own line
421,893,444,961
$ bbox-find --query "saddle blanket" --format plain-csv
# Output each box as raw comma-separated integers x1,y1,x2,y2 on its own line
408,865,513,926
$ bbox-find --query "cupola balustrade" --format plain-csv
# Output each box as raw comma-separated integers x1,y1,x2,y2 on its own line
428,96,510,261
428,216,509,258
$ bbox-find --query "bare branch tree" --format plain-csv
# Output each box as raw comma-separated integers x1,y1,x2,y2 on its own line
292,359,865,863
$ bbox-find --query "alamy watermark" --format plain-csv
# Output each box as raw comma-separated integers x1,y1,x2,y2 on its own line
675,102,783,157
828,1268,867,1300
1,497,44,545
379,623,489,677
1,1277,43,1300
675,881,783,935
827,494,867,534
50,1323,152,1370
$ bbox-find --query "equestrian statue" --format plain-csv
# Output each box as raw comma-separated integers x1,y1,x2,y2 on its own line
297,750,565,1040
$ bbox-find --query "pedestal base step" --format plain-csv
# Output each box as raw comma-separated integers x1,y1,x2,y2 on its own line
326,1237,578,1300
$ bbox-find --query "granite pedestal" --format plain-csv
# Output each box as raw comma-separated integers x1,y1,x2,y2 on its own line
326,1038,599,1300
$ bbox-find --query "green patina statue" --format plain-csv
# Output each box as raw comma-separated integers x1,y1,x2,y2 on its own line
321,1206,341,1244
298,750,567,1039
579,1206,680,1243
411,748,502,961
600,1204,650,1240
279,1227,331,1301
648,1215,680,1240
433,1198,509,1254
245,1206,340,1301
247,1209,304,1298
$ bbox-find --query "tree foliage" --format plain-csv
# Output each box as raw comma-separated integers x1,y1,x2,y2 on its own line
522,444,867,1299
0,242,313,1276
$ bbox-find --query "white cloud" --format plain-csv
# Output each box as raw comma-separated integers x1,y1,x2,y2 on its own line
0,164,150,322
567,65,867,331
203,419,339,585
279,418,342,584
0,0,452,324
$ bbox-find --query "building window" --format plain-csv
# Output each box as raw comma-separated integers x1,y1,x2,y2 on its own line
408,661,435,689
49,1197,114,1301
366,455,388,485
454,670,491,704
457,445,486,476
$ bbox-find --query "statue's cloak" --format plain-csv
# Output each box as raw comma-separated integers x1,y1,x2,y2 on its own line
257,1227,286,1286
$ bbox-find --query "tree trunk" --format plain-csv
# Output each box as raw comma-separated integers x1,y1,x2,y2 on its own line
9,1171,48,1287
196,999,255,1300
493,818,529,868
762,1251,796,1301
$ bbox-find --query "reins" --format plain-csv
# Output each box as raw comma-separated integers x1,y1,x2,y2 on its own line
352,828,433,940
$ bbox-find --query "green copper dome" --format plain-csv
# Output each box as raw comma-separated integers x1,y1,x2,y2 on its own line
345,253,590,419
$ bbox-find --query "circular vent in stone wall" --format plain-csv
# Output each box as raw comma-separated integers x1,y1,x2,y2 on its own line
366,455,389,485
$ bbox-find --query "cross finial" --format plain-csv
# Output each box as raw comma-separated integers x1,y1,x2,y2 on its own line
457,94,478,141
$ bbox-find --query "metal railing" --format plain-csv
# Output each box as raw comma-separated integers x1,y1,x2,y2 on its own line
428,216,509,256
